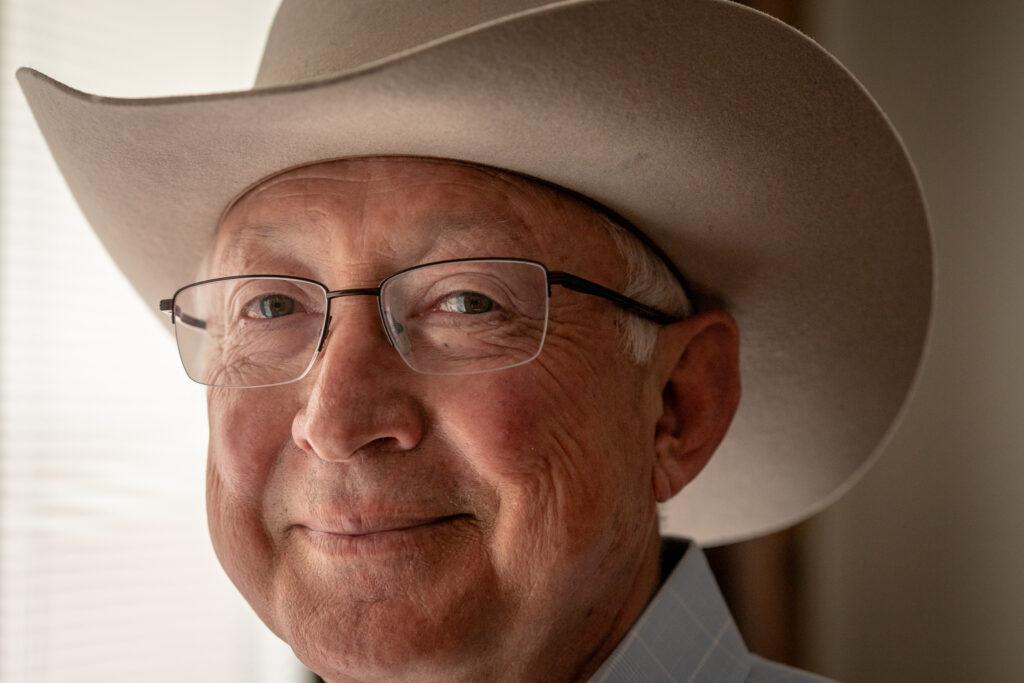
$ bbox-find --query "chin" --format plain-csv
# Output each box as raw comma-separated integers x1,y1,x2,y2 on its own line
263,541,508,682
278,582,505,682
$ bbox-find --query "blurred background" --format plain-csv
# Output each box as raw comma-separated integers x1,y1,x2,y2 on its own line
1,1,1021,681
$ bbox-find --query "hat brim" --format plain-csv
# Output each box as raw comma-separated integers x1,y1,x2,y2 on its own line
16,0,933,545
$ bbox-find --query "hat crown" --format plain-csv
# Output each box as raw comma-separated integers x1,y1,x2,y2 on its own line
255,0,555,87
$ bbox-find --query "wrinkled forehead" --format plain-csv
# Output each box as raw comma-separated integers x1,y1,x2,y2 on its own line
207,156,617,282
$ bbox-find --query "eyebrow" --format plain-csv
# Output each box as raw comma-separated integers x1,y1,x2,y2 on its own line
214,223,295,268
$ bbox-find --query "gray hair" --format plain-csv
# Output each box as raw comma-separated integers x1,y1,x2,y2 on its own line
597,216,693,365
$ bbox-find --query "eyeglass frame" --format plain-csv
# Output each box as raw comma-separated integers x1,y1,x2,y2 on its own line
158,256,688,382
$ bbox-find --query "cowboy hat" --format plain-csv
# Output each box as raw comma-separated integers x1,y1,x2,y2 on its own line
16,0,933,545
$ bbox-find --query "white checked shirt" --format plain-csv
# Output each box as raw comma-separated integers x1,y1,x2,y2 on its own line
590,538,836,682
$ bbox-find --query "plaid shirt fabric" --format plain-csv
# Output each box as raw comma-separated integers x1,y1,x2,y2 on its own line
590,537,836,682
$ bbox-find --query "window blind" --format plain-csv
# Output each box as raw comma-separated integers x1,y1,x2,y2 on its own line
0,1,306,680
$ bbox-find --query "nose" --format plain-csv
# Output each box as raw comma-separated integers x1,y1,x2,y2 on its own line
291,299,424,462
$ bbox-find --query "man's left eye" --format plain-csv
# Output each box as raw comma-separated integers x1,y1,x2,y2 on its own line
437,291,495,314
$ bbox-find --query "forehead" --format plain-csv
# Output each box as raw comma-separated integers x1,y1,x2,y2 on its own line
209,157,617,279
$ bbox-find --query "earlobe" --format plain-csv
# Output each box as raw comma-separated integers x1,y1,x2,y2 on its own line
650,310,741,503
652,431,688,502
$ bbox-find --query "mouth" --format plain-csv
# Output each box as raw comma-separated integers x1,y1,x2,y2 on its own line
292,513,472,556
300,513,469,536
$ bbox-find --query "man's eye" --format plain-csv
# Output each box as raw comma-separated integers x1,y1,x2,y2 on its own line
246,293,300,319
437,291,496,314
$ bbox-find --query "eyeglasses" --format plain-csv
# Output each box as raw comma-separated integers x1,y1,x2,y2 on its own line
158,257,685,388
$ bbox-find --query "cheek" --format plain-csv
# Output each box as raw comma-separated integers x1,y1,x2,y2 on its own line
437,341,649,579
205,386,299,631
207,386,297,497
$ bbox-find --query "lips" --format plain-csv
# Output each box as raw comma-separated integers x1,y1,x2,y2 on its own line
294,512,470,537
291,512,471,557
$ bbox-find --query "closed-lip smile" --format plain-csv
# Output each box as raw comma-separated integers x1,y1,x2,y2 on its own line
298,513,466,537
291,512,470,556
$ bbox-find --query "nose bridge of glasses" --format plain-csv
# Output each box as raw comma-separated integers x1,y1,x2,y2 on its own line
325,286,382,300
317,286,388,353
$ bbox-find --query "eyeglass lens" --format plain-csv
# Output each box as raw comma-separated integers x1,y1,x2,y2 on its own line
172,260,550,388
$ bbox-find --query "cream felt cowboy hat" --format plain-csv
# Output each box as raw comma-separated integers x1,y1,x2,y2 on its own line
16,0,933,545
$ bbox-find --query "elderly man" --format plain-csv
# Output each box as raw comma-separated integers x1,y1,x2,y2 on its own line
18,0,932,681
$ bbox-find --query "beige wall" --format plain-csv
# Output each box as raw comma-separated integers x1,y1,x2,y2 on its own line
799,2,1024,681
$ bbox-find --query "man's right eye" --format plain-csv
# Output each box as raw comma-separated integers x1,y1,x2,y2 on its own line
244,293,300,319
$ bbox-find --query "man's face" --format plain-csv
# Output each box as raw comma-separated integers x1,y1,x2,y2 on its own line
205,157,667,681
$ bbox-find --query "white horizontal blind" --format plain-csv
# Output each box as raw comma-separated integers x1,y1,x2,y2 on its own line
0,1,306,681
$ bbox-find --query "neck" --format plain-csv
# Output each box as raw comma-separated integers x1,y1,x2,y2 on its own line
565,527,663,682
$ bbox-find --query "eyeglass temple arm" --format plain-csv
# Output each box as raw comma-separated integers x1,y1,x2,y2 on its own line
547,272,683,326
159,298,208,330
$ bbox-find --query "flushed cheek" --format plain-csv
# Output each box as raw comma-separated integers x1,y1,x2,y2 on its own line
439,368,620,574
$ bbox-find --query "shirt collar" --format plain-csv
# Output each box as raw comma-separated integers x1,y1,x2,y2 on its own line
588,537,752,682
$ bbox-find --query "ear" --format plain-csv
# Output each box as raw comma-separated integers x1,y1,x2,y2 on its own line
649,310,741,503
